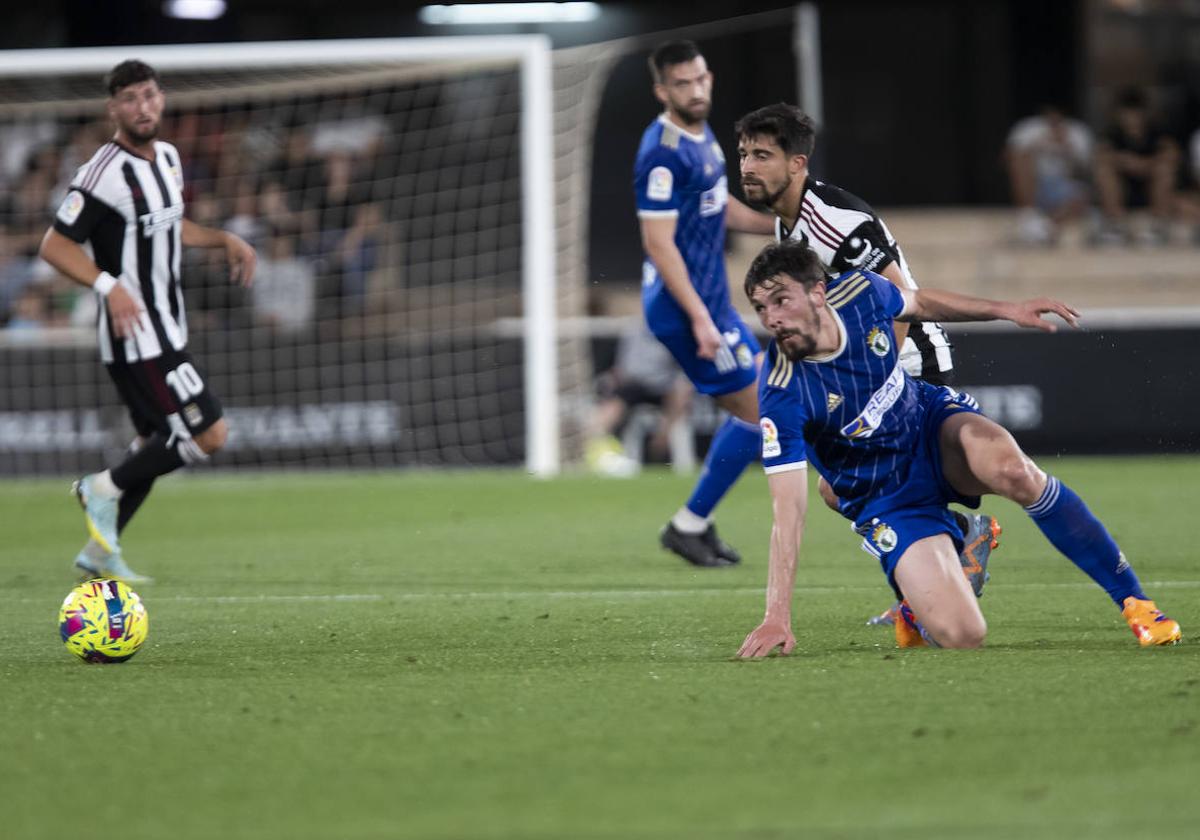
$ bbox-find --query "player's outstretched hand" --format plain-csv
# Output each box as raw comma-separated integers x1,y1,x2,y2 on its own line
737,618,796,659
107,284,145,338
1007,297,1080,332
224,232,257,287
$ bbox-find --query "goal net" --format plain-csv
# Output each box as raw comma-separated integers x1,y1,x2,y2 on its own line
0,37,576,476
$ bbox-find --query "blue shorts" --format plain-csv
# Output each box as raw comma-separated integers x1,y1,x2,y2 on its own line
650,313,760,397
854,382,984,596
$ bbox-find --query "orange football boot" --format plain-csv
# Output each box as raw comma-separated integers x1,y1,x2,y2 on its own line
895,601,927,648
1121,597,1182,646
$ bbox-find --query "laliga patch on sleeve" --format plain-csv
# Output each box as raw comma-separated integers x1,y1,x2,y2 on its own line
56,190,86,225
646,166,673,202
760,417,781,458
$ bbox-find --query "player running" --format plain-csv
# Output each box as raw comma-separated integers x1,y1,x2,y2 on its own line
734,103,998,622
736,240,1180,655
635,40,776,567
39,59,256,582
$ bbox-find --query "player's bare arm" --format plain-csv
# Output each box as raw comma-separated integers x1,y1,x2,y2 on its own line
725,195,776,235
900,288,1081,332
737,467,808,659
38,228,142,337
639,215,722,360
181,218,257,286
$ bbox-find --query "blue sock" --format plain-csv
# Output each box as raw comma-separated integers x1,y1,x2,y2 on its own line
685,416,760,519
1024,476,1146,606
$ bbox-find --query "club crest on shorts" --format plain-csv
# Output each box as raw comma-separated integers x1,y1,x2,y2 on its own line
183,402,203,428
760,416,781,458
871,522,898,553
867,327,891,357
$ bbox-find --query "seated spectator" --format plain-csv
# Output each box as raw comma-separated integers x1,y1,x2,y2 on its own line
1004,105,1092,245
585,321,692,477
1092,88,1181,245
315,152,381,317
251,229,316,334
4,283,50,340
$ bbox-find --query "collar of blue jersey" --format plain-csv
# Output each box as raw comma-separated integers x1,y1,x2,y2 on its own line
657,113,707,144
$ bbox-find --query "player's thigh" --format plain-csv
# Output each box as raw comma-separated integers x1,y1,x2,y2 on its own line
938,411,1043,502
105,363,167,439
893,535,986,648
713,380,758,424
122,351,224,440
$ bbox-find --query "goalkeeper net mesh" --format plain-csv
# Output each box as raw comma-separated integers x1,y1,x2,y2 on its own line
0,45,592,474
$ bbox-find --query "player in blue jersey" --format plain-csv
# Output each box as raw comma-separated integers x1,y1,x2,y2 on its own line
735,102,998,623
735,240,1180,655
635,41,776,567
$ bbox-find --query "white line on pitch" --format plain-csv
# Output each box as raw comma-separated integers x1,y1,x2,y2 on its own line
17,580,1200,605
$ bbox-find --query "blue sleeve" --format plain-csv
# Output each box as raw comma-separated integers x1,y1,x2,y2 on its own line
634,146,687,216
758,359,809,474
865,270,906,319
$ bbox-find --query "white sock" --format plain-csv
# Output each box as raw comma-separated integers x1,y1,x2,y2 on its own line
90,469,123,499
671,507,709,535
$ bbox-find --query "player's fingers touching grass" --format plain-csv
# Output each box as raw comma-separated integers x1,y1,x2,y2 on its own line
737,621,796,659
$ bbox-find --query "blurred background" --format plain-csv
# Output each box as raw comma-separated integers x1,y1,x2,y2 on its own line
1,0,1198,476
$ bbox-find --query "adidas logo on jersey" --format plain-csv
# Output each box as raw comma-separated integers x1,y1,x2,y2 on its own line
826,393,843,411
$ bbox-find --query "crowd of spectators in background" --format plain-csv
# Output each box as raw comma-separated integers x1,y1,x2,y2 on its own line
5,86,1200,335
1005,88,1200,246
0,107,387,337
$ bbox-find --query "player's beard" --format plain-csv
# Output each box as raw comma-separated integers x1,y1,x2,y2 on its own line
122,118,160,145
775,299,823,360
742,175,792,210
670,99,710,128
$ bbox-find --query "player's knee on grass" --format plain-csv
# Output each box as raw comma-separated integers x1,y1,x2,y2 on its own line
925,611,987,649
196,418,228,455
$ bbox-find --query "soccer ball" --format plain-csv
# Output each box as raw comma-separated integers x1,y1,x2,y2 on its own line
59,578,149,663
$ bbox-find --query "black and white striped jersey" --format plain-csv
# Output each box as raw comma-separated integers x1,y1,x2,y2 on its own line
53,140,187,365
775,178,954,380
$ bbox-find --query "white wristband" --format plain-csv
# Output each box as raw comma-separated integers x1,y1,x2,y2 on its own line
93,272,118,297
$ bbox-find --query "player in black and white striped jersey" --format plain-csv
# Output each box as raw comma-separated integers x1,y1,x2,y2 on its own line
39,59,256,583
733,103,1000,624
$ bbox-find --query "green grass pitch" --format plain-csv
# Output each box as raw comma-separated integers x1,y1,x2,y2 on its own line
2,456,1198,839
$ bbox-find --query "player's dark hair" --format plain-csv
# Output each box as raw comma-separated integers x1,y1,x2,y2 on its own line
648,40,702,84
744,239,826,300
105,60,159,96
734,103,817,158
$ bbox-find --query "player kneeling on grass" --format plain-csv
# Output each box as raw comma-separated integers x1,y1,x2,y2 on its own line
736,240,1180,656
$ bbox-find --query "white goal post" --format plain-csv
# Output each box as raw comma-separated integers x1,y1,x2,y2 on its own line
0,36,561,476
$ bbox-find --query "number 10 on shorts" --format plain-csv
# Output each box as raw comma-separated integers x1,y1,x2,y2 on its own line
165,361,205,403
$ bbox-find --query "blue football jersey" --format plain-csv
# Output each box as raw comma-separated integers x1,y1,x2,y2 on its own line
634,114,731,333
758,270,928,521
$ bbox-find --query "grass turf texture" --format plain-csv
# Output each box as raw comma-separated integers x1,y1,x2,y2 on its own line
2,456,1198,839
